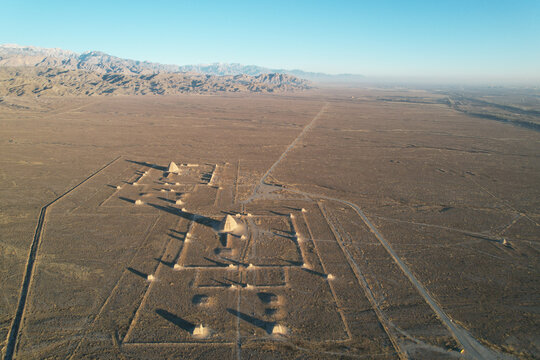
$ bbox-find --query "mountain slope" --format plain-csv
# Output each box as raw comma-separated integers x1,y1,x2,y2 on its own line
0,44,362,82
0,44,312,95
178,63,364,82
0,44,181,75
0,67,309,96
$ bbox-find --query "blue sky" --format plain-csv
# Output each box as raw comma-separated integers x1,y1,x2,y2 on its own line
1,0,539,81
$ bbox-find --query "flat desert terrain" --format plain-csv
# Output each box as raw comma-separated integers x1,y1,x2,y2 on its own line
0,88,538,359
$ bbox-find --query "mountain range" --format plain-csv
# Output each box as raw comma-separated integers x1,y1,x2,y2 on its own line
0,44,363,82
177,63,364,82
0,44,312,96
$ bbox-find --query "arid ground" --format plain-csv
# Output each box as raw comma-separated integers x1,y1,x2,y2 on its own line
0,88,538,359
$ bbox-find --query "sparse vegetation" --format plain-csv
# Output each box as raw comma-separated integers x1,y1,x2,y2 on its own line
1,89,537,359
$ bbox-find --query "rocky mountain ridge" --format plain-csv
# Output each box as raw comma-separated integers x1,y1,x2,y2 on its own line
178,63,364,82
0,44,311,96
0,44,182,75
0,67,309,96
0,44,362,82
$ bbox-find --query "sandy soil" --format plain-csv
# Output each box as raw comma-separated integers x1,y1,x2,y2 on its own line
0,89,538,359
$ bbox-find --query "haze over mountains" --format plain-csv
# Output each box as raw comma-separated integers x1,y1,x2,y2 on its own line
178,63,364,82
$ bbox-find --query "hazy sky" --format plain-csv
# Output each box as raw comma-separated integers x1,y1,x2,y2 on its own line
1,0,539,81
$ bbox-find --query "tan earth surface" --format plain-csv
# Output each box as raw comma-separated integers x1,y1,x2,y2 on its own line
1,88,538,359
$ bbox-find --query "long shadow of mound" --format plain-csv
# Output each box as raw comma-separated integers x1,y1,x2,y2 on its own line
126,159,167,171
157,196,177,204
218,256,247,267
203,256,229,267
300,267,327,278
282,259,304,267
147,203,220,229
226,309,273,334
119,196,135,204
282,259,327,277
154,257,174,268
156,309,195,332
467,233,502,243
127,267,147,278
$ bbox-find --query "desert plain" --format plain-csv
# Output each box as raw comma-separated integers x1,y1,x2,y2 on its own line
0,87,539,359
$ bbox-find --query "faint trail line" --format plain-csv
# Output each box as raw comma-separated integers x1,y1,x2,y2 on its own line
3,155,121,360
244,102,328,203
68,214,162,359
235,287,241,360
268,182,511,359
301,209,353,341
42,99,101,119
319,195,507,360
374,215,539,253
464,174,540,227
233,95,509,358
121,342,235,347
234,159,241,204
496,214,522,236
372,215,504,242
123,214,178,344
315,203,406,359
237,97,494,357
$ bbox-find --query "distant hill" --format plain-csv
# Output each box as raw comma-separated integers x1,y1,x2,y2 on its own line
178,63,364,82
0,44,311,96
0,44,183,75
0,44,362,82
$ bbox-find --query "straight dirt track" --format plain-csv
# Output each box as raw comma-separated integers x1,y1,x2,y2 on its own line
3,156,121,360
244,100,509,360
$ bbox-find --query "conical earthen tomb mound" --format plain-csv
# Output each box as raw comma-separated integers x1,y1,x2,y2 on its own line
220,214,239,233
167,161,180,174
